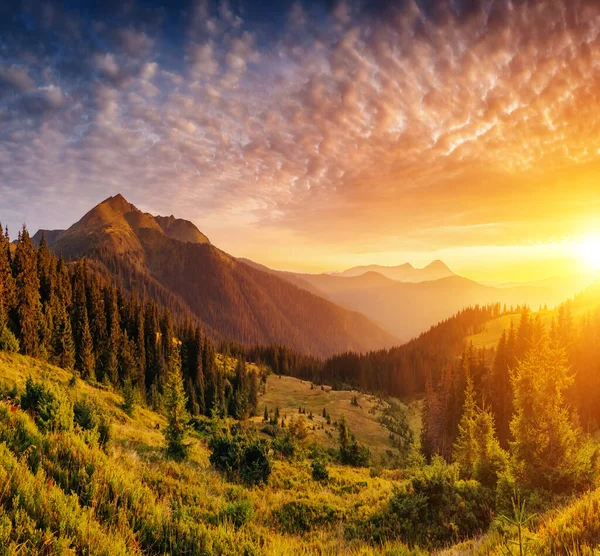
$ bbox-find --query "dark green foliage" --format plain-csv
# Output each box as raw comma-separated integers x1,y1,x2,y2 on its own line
21,377,73,433
164,348,190,460
272,430,297,459
338,415,371,467
122,377,136,416
14,227,42,357
208,424,272,486
356,458,493,548
218,499,254,529
73,397,112,449
311,460,329,481
274,501,342,534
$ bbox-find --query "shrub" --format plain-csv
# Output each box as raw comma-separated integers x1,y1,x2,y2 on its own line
0,327,19,353
73,397,111,450
219,499,254,528
74,397,100,431
20,378,73,433
337,415,371,467
274,500,342,534
385,458,493,547
272,430,297,459
311,460,329,482
209,425,272,486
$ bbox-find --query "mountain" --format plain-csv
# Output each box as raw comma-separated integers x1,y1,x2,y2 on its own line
260,270,579,342
331,260,455,282
38,194,395,357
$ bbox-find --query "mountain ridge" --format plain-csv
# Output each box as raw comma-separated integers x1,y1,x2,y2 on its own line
34,194,396,357
330,259,455,282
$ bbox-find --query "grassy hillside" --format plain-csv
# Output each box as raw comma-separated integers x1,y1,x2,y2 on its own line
0,352,424,555
466,302,599,349
253,374,422,453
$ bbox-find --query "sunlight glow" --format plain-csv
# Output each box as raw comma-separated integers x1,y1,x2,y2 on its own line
576,235,600,271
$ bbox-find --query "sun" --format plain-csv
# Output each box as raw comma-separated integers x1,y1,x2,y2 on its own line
576,235,600,271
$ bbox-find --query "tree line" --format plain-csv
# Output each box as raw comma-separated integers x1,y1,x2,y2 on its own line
422,303,600,461
0,225,262,420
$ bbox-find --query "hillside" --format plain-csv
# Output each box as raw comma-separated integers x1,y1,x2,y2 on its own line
253,374,422,453
0,351,419,555
38,195,396,357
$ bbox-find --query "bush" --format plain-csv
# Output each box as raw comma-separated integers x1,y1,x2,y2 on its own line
20,378,73,433
209,426,272,486
0,327,19,353
274,500,342,534
311,460,329,482
385,458,493,547
272,430,297,459
73,397,112,450
219,499,254,528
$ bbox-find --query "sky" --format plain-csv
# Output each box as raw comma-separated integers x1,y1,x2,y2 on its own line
1,0,600,281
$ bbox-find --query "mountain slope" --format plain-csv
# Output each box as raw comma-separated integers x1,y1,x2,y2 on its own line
281,272,573,341
40,194,396,357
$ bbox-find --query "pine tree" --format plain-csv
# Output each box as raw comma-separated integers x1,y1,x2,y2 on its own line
248,369,259,416
509,339,584,492
105,286,121,385
71,261,95,379
472,404,507,488
13,226,42,356
0,224,16,331
53,304,75,371
164,344,190,460
453,374,477,477
87,276,107,381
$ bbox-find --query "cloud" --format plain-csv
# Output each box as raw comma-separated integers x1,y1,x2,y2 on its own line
1,0,600,265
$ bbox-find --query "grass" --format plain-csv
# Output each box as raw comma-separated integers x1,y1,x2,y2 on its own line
253,374,422,453
0,351,423,555
466,302,600,350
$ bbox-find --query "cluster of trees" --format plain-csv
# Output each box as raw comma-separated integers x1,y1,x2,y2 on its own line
423,305,600,503
423,304,600,458
0,225,262,423
311,305,510,397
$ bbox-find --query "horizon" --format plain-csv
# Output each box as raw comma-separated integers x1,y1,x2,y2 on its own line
2,0,600,282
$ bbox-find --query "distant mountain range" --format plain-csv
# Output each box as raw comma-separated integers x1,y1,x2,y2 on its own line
238,263,591,342
329,260,455,282
34,194,396,357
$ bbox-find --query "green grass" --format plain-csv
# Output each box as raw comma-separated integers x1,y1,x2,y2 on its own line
253,374,422,453
0,351,423,555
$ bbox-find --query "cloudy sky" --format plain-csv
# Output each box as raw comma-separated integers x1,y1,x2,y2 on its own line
1,0,600,280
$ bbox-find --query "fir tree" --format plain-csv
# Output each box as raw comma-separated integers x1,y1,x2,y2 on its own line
510,339,585,492
164,345,190,460
13,226,42,357
453,374,477,477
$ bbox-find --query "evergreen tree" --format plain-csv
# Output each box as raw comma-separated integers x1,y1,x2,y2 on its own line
13,226,42,356
0,224,16,331
453,374,477,477
164,344,190,459
53,304,75,371
510,339,584,492
87,276,108,381
471,404,507,488
71,261,95,379
105,286,121,385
